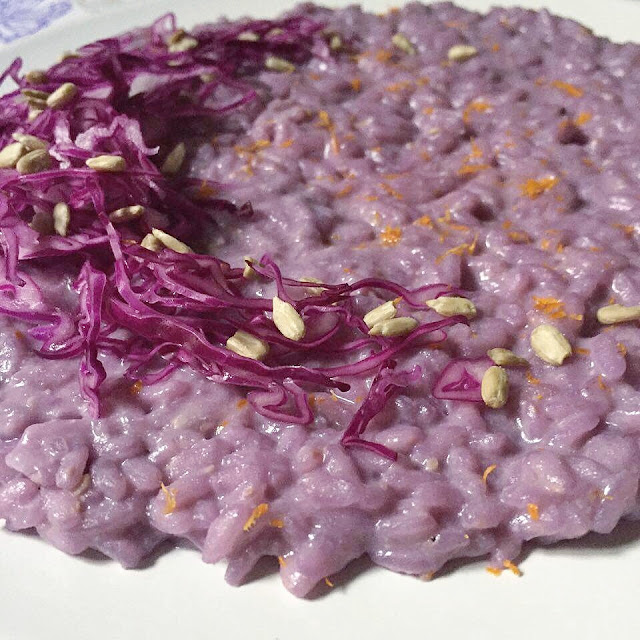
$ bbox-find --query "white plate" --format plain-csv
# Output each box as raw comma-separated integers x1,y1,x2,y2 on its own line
1,2,640,639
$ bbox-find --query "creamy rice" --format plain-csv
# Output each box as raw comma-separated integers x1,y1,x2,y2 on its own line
1,2,640,597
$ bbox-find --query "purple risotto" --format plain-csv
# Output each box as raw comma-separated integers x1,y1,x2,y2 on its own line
0,2,639,597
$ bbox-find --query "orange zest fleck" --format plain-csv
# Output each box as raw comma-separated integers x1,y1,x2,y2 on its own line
597,375,609,391
380,225,403,246
503,560,522,576
349,78,362,92
324,577,335,588
336,184,353,197
160,483,177,515
375,49,393,63
317,110,339,154
575,347,591,356
532,296,581,321
486,567,503,576
196,180,218,199
458,163,490,175
243,503,269,532
574,111,592,126
422,106,434,115
14,330,25,340
279,139,294,148
612,222,634,236
501,220,513,229
277,555,286,567
482,464,497,484
130,380,143,395
491,42,500,52
468,139,483,159
414,215,434,228
617,342,627,356
526,371,541,385
520,176,559,199
269,518,284,529
385,80,413,92
527,503,540,521
236,398,248,409
508,230,531,243
380,182,403,200
435,235,478,264
234,139,270,155
462,100,492,125
551,80,584,97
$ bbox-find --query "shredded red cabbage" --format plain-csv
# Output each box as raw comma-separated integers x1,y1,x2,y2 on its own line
341,361,422,461
432,357,493,402
0,14,470,456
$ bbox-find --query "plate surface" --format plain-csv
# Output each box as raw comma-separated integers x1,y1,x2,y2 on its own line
1,2,640,639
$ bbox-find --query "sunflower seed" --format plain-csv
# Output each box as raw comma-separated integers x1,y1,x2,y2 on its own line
596,303,640,325
21,88,50,101
237,31,260,41
530,324,572,366
25,96,47,109
85,155,127,172
141,233,163,251
300,276,326,296
24,70,48,84
167,29,186,45
59,50,80,61
16,149,51,174
161,142,186,175
53,202,70,236
487,348,529,367
108,205,145,224
12,133,48,151
28,108,44,122
151,228,193,253
363,300,398,328
29,209,54,234
242,257,257,279
272,296,306,341
447,44,478,62
0,142,26,169
329,34,343,51
168,36,198,53
46,82,78,109
481,365,509,409
226,330,269,360
265,56,295,73
392,33,416,55
369,316,418,337
426,296,477,319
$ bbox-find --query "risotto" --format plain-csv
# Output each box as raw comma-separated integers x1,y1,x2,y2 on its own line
0,2,639,597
